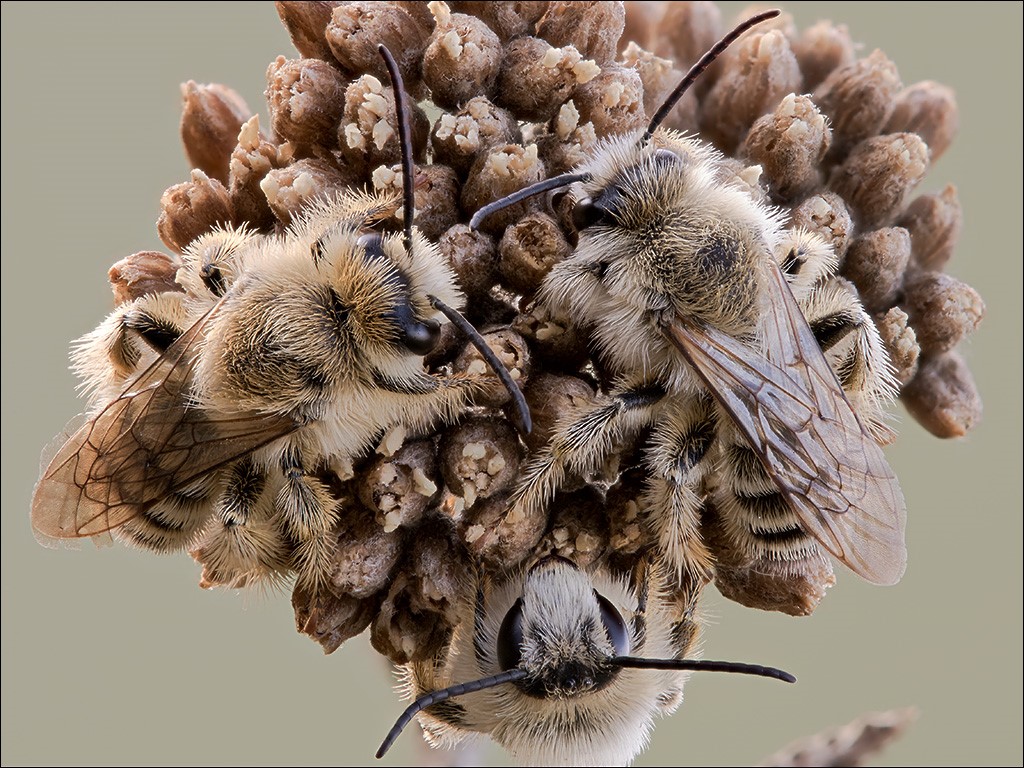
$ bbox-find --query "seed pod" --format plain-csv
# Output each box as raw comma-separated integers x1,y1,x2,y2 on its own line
621,42,696,134
293,584,381,655
830,133,929,228
790,190,854,259
157,170,233,254
536,1,625,64
338,74,429,178
355,438,440,533
814,50,902,157
108,251,184,306
875,306,920,387
439,416,523,508
372,162,459,240
462,491,546,570
898,185,963,272
438,223,498,301
275,1,337,61
461,143,546,235
265,56,347,150
180,81,252,185
511,301,591,374
228,115,292,231
260,157,355,224
842,227,912,313
903,271,985,355
792,20,856,92
884,81,959,162
571,63,646,137
449,1,549,42
453,328,531,408
498,211,573,296
370,572,453,664
431,97,523,176
423,3,504,109
496,36,601,122
540,487,609,569
902,351,982,438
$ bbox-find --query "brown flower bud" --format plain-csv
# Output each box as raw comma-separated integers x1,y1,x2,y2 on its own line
621,42,696,134
371,162,458,241
829,133,929,228
571,63,646,137
407,521,465,622
449,1,549,42
898,185,962,272
423,4,503,109
228,115,291,231
790,190,854,259
902,351,982,438
741,93,831,202
540,487,609,568
438,223,498,300
276,1,338,61
497,36,601,123
875,306,919,387
461,143,546,235
605,466,647,561
327,506,405,599
536,1,625,64
293,584,381,654
338,74,429,179
261,157,356,224
535,109,599,175
462,491,545,570
108,251,183,306
884,81,959,162
842,227,911,313
700,29,802,153
440,417,523,509
453,328,531,409
265,56,347,149
791,21,855,91
651,1,721,86
355,438,439,533
157,170,233,254
431,97,523,176
498,211,573,296
179,81,252,185
814,50,902,156
326,2,430,99
903,272,985,355
521,372,595,453
511,302,591,374
370,572,452,664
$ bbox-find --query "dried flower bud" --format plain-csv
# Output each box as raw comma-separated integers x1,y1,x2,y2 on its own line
741,93,830,202
571,63,646,137
536,1,624,64
179,81,252,185
521,372,595,453
108,251,183,306
453,328,531,408
356,438,439,533
265,57,347,150
842,227,911,313
700,29,802,153
407,521,465,622
791,20,855,92
830,132,929,228
651,1,722,81
790,190,854,259
261,157,355,224
326,2,430,99
535,109,600,175
462,491,545,569
450,1,549,42
898,185,962,272
903,272,985,355
621,42,696,133
814,50,902,156
902,351,982,438
875,306,919,387
423,3,503,109
157,170,233,254
338,74,429,178
497,36,601,122
228,115,292,231
293,584,381,655
327,506,406,598
498,211,573,296
605,466,647,562
371,162,458,240
276,1,337,61
438,223,498,301
439,417,523,508
884,81,959,162
461,143,546,234
371,572,452,664
432,97,523,176
539,487,608,568
512,302,590,373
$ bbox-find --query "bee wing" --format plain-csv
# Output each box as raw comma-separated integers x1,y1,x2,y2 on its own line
32,308,298,541
664,259,907,585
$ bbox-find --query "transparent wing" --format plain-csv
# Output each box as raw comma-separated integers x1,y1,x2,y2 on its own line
31,308,298,540
664,259,907,585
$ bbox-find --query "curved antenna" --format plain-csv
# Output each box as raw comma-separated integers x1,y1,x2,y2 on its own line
469,171,591,231
377,44,416,254
376,668,529,759
641,8,781,144
429,296,532,436
611,655,796,683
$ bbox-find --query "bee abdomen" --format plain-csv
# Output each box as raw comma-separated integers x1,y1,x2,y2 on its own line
116,489,213,552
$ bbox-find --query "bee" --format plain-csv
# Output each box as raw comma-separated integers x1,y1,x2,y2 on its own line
471,9,907,594
31,46,529,591
377,553,794,766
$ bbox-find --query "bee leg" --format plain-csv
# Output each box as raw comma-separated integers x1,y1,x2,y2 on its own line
775,228,838,300
658,561,707,715
192,457,289,589
512,381,666,523
276,448,342,592
641,395,716,584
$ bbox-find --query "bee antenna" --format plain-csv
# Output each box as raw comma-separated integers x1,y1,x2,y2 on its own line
428,296,532,435
376,668,529,759
377,44,416,255
610,655,796,683
468,172,591,231
641,8,781,144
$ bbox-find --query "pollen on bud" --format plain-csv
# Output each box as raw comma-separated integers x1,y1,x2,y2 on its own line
431,97,523,176
875,307,920,387
423,2,504,109
790,191,854,259
461,142,546,234
261,157,357,224
228,115,291,231
338,74,429,179
496,37,601,122
440,417,523,510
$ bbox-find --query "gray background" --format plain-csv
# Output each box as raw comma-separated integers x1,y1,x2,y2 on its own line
2,3,1020,766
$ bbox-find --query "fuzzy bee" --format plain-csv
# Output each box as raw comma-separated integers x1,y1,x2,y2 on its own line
471,9,907,594
377,554,794,766
31,46,527,592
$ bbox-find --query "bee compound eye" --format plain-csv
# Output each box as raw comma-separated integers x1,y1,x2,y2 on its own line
653,148,683,166
402,316,440,356
596,592,630,658
497,598,525,671
571,197,609,232
357,232,386,262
